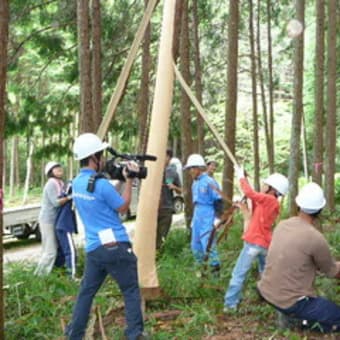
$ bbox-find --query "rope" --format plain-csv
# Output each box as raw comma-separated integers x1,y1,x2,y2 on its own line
172,61,239,167
97,0,158,139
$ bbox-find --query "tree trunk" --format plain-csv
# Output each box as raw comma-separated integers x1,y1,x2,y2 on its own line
249,0,260,191
9,137,18,197
179,0,194,228
256,0,272,172
311,0,325,185
91,0,102,131
288,0,305,216
192,0,204,154
223,0,239,202
77,0,93,132
266,0,274,172
137,0,152,154
0,1,9,336
22,142,34,205
324,0,337,210
172,0,183,62
134,0,176,293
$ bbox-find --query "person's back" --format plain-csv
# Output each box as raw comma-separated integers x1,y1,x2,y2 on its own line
258,182,340,333
258,216,338,308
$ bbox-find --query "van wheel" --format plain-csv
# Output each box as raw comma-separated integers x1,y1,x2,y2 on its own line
35,225,41,241
15,224,31,240
173,197,184,214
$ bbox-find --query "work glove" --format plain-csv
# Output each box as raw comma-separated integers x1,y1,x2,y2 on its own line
213,218,221,228
234,165,245,180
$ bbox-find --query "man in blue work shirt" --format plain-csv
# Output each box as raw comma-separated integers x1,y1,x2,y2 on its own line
66,133,146,340
184,154,222,276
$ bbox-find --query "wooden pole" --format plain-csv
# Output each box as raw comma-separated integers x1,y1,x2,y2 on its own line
133,0,176,293
173,62,239,167
96,0,158,139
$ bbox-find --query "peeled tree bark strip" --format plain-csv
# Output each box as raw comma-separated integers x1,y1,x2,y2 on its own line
133,0,176,291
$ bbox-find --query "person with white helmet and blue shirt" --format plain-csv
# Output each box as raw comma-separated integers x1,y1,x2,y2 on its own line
224,166,289,312
258,182,340,333
66,133,147,340
184,154,222,276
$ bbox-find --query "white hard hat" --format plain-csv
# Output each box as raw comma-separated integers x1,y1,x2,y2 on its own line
184,154,206,169
295,182,326,212
45,161,61,176
73,133,109,160
263,173,289,196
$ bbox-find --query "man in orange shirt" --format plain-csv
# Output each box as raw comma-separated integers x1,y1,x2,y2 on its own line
224,166,288,311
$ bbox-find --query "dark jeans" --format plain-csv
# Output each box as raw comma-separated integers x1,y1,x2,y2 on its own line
67,243,144,340
277,296,340,333
156,208,173,249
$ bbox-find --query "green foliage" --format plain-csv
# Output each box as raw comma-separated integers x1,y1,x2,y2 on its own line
5,219,340,339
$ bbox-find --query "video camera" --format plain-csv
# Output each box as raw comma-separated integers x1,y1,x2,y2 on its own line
103,147,157,181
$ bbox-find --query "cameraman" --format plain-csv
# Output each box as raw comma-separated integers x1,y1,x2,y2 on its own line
66,133,146,340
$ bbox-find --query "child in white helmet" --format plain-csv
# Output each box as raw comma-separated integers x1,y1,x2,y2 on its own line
224,166,288,311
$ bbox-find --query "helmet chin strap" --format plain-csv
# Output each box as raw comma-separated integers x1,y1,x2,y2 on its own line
90,155,101,172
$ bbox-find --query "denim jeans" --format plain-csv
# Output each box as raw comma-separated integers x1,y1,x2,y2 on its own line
224,242,267,308
277,296,340,333
67,243,144,340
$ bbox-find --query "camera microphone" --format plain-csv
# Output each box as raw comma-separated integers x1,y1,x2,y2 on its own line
141,155,157,161
107,147,118,156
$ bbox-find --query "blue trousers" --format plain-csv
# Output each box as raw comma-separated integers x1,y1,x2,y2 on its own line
67,243,144,340
224,242,267,308
191,206,220,267
56,230,77,279
277,296,340,333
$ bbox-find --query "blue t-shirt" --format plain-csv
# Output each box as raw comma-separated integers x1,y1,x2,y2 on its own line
73,168,130,252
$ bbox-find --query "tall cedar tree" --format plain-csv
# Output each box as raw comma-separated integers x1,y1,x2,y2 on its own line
137,0,151,154
312,0,325,185
288,0,305,216
223,0,239,202
324,0,337,210
179,0,194,228
192,0,204,154
249,0,260,190
91,0,102,131
77,0,93,132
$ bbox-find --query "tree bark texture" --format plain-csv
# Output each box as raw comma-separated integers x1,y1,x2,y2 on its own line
266,0,274,172
288,0,305,216
91,0,102,131
179,0,194,229
223,0,239,201
137,0,152,154
249,0,260,191
256,0,272,174
311,0,324,185
77,0,93,132
324,0,337,210
192,0,204,155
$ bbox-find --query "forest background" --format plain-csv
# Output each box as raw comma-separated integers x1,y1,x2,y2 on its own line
0,0,340,339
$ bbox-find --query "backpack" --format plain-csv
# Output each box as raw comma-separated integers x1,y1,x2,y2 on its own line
55,181,77,234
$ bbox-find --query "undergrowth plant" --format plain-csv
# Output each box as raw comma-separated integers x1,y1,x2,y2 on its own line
4,213,340,339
